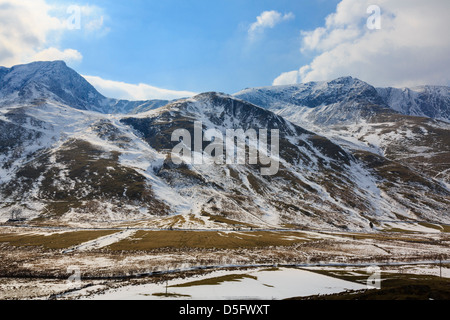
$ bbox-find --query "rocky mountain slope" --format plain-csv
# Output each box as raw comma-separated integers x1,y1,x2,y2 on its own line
234,77,450,124
0,61,170,114
0,62,449,231
235,78,450,186
377,85,450,122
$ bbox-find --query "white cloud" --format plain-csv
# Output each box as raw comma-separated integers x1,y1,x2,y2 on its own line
0,0,63,66
31,48,83,64
0,1,195,101
0,0,107,67
249,11,295,40
273,0,450,88
85,15,105,32
273,70,300,86
83,75,197,101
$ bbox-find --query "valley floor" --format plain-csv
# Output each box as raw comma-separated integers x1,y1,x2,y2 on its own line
0,220,448,300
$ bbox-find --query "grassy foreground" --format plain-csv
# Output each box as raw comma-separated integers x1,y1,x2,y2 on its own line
107,230,311,251
0,230,117,250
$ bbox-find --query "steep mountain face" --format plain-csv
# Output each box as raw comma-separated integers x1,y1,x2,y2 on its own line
0,103,171,223
234,77,450,124
110,99,170,114
0,61,449,230
318,112,450,185
235,77,395,126
0,61,170,114
0,61,106,112
235,78,450,187
119,93,449,229
377,86,450,122
119,93,369,229
237,77,384,109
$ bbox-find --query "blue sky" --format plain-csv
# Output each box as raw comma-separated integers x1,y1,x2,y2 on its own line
1,0,449,100
54,0,340,94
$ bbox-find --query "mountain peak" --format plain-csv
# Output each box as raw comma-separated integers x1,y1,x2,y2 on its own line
191,91,231,101
235,76,382,107
0,60,110,112
7,60,69,77
331,75,354,82
0,61,174,115
233,76,391,126
15,60,67,68
329,76,368,86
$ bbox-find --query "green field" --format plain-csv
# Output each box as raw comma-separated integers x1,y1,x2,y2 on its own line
0,230,117,250
107,230,311,251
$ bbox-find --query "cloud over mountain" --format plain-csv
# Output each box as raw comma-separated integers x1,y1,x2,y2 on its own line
83,75,196,101
274,0,450,88
0,0,106,67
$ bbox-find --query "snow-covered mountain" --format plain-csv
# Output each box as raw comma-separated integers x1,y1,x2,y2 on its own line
234,77,450,124
234,77,395,126
377,85,450,122
0,61,170,114
235,78,450,186
0,62,449,230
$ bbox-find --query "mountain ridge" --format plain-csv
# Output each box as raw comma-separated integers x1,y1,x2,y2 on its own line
234,77,450,124
0,61,170,114
0,61,449,231
377,85,450,122
2,61,448,122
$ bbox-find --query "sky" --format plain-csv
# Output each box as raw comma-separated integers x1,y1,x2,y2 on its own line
0,0,449,100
